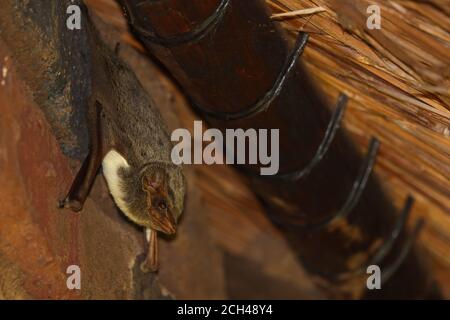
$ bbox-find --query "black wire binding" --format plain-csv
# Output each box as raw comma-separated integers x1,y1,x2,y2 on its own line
122,0,231,46
380,218,424,286
273,93,348,181
238,93,347,180
268,137,380,231
192,32,310,121
368,196,414,267
296,196,422,283
333,196,418,282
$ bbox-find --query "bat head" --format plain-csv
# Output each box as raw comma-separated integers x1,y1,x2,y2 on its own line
102,150,185,235
140,163,185,235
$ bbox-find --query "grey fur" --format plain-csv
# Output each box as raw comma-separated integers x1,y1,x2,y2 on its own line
86,11,185,229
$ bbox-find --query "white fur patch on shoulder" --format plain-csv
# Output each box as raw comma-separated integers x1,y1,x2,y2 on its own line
102,149,132,216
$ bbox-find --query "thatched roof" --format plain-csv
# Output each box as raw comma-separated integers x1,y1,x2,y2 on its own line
268,0,450,283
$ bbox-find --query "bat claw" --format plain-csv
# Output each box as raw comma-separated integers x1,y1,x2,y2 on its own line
58,197,83,212
140,259,159,273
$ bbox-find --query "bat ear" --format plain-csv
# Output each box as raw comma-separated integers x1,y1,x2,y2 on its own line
142,167,165,194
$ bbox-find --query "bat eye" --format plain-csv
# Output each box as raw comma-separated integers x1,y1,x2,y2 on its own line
158,200,167,211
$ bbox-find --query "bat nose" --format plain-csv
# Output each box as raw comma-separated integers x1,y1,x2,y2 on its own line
163,214,177,234
153,212,177,235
